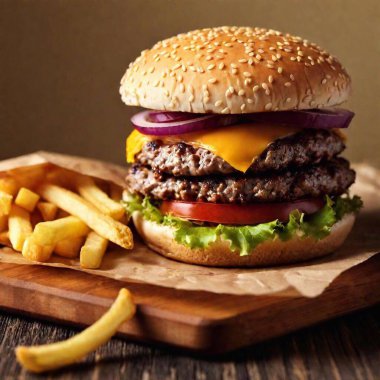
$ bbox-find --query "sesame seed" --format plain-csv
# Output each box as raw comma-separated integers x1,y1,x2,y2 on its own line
149,67,155,73
290,74,295,81
265,102,273,110
241,104,246,111
218,62,225,70
208,78,217,84
247,98,254,104
286,97,291,103
238,89,246,96
252,85,260,92
290,57,296,61
244,78,252,86
221,107,231,114
277,67,283,74
206,55,213,61
284,82,291,87
238,58,247,63
268,75,273,83
322,78,327,84
179,83,185,92
207,64,215,70
228,86,235,94
204,96,210,103
197,67,204,73
232,68,238,75
231,63,238,68
189,94,195,102
262,83,269,90
172,63,181,70
214,100,223,107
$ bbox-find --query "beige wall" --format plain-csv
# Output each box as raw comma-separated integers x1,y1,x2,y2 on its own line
1,0,379,166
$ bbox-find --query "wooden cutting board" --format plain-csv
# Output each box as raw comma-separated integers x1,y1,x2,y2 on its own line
1,254,380,354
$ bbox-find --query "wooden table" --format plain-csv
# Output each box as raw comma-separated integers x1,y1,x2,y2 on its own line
1,304,379,379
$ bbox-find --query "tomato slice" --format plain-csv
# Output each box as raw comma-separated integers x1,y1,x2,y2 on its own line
160,198,325,225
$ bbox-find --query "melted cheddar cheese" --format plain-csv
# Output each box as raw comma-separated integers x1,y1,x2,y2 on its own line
126,123,344,173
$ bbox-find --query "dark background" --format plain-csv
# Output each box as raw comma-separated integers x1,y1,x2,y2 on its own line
1,0,379,166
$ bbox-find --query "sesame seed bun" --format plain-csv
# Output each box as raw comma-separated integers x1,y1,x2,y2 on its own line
132,211,355,267
120,26,351,114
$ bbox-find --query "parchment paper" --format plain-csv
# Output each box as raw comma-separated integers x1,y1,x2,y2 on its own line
0,151,379,297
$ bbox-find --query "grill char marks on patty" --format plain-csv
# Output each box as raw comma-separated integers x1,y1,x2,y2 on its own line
126,158,355,204
135,129,345,176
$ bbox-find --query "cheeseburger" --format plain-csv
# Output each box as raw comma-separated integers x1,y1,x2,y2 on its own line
120,26,361,267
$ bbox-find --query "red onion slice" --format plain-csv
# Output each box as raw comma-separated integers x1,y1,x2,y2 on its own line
131,108,354,136
246,108,354,129
132,110,241,135
148,111,201,123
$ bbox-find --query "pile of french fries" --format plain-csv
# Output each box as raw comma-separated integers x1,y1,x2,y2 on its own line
0,164,133,268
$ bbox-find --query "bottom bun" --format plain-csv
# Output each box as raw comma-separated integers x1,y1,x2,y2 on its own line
132,212,355,267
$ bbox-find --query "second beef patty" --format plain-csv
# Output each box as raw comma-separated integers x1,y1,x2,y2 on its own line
126,158,355,203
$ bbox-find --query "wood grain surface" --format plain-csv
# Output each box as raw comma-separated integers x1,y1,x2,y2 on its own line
1,254,380,356
0,304,379,380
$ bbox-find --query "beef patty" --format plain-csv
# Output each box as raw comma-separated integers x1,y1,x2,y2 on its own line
126,158,355,204
135,129,345,176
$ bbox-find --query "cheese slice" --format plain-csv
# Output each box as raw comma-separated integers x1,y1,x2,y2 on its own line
126,123,342,172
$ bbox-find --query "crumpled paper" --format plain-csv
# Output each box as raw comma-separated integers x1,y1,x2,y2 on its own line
0,151,379,297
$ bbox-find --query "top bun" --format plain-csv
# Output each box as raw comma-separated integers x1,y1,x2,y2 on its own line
120,26,351,114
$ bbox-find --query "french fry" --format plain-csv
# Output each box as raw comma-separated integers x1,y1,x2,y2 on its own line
37,184,133,249
32,216,90,247
15,188,40,212
16,288,136,373
80,232,108,268
0,215,8,232
76,176,125,220
55,236,84,259
0,231,11,247
8,205,32,251
22,237,54,262
0,190,13,215
0,176,19,196
37,202,58,221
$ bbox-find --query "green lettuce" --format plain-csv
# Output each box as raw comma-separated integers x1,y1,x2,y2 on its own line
123,194,362,256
